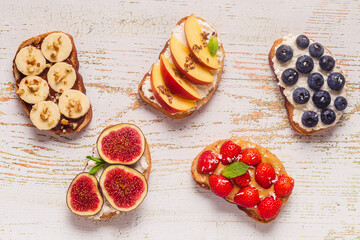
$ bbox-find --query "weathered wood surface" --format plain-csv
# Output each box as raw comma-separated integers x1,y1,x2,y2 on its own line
1,0,359,239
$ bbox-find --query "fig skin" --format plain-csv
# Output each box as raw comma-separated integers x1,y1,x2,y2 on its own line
66,172,103,216
99,165,148,212
97,123,146,165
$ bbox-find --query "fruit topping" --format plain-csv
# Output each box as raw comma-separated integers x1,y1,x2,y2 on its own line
209,174,233,198
66,173,103,216
327,72,345,91
309,42,324,58
296,55,314,74
296,35,309,48
281,68,298,86
274,174,294,198
275,45,293,63
301,111,319,127
197,150,220,174
30,101,61,130
257,196,282,219
319,55,335,72
321,109,336,125
41,32,73,62
47,62,76,93
99,165,148,211
255,163,276,189
292,87,310,104
58,89,91,118
17,76,49,104
234,186,260,208
219,140,241,165
233,171,251,188
15,46,47,76
312,90,331,109
240,148,262,166
307,73,324,91
97,124,146,165
334,96,347,111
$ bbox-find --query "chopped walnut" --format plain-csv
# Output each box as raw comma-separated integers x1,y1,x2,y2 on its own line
27,79,40,92
72,123,78,129
33,37,41,44
40,107,50,121
67,99,82,115
61,119,69,125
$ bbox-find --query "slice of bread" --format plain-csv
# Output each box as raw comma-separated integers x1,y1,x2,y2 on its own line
138,16,225,119
269,37,346,135
191,138,292,223
13,31,92,134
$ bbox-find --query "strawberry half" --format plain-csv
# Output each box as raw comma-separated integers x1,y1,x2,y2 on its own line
257,196,282,219
220,140,241,165
274,174,294,198
209,175,233,198
234,186,260,208
241,148,262,166
255,162,276,189
197,150,220,174
233,171,250,188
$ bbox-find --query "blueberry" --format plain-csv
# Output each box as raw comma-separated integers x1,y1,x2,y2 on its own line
296,55,314,74
307,73,324,90
321,109,336,125
276,45,293,63
296,35,309,48
319,55,335,71
334,96,347,111
313,90,331,109
302,111,319,127
328,72,345,91
309,43,324,58
281,68,298,85
293,87,310,104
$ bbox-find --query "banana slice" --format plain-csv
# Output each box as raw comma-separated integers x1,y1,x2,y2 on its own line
15,46,46,76
47,62,76,93
30,101,61,130
16,76,49,104
41,33,72,62
58,89,90,119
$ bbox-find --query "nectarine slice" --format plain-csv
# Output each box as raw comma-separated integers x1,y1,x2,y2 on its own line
150,63,195,113
170,35,214,85
160,54,201,100
185,15,219,70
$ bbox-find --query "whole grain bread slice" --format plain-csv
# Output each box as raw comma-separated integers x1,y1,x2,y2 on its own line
13,31,92,134
138,16,225,119
191,138,291,223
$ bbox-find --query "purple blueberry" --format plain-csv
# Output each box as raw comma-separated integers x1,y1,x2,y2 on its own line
321,109,336,125
296,35,310,48
319,55,335,72
276,45,293,63
293,87,310,104
296,55,314,74
302,111,319,127
307,73,324,90
334,96,347,111
313,90,331,109
328,72,345,91
309,43,324,58
281,68,298,86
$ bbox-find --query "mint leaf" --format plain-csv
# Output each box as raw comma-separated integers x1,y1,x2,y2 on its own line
86,156,105,164
208,37,218,56
89,162,104,175
222,162,249,178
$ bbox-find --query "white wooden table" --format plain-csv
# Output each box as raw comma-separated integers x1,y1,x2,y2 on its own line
1,0,359,239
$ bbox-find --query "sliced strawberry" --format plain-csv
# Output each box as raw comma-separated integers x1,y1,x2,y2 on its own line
233,171,250,188
255,162,276,189
197,150,220,174
241,148,262,166
274,174,294,198
220,140,241,165
234,186,260,208
257,196,282,219
209,175,233,198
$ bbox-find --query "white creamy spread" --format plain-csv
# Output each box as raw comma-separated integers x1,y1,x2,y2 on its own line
84,147,149,220
272,34,347,131
142,18,224,114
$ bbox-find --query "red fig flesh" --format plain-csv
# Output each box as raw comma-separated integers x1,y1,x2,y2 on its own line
66,173,103,216
97,124,146,165
99,165,148,211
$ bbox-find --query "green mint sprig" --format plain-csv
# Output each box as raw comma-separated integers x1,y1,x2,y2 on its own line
222,161,249,178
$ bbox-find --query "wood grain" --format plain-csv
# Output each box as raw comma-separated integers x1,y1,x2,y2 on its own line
0,0,359,239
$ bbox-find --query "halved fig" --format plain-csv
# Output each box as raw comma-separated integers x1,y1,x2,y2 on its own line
66,173,103,216
99,165,148,212
97,124,146,165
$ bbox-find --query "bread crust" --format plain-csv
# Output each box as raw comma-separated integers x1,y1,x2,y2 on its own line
13,31,92,134
191,138,291,223
138,16,225,119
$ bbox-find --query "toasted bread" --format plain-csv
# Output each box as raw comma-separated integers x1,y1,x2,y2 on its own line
191,138,292,223
13,31,92,134
138,16,225,119
269,36,347,135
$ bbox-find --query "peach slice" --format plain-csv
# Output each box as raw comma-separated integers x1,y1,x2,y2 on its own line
170,35,214,85
160,54,201,100
150,63,195,113
185,15,219,70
